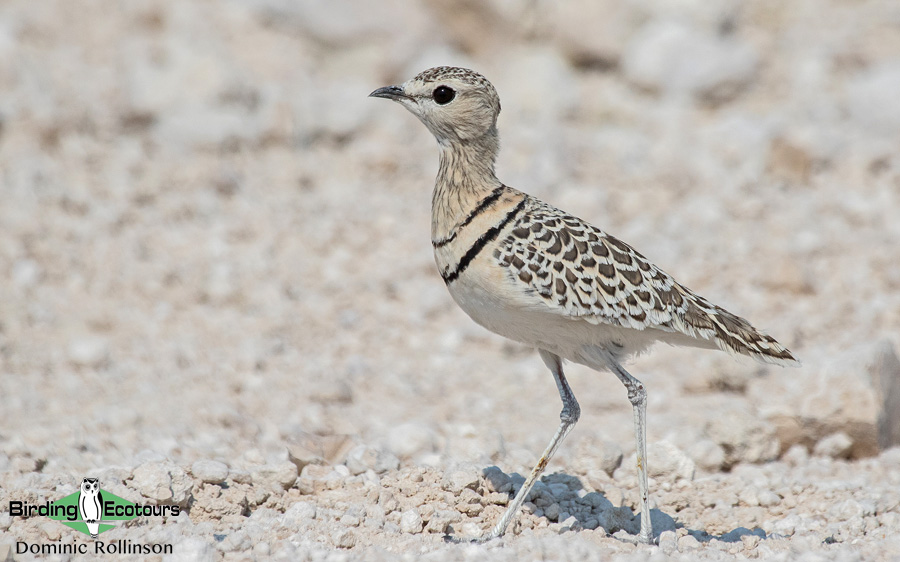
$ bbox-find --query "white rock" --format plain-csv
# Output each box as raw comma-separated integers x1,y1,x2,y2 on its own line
782,444,810,466
750,341,900,458
251,462,298,491
541,0,633,65
556,515,580,533
574,439,624,477
498,47,578,120
332,528,357,548
441,462,481,493
191,460,229,484
847,63,900,136
399,508,423,534
622,20,757,101
633,0,742,33
659,529,677,554
167,538,216,562
688,439,726,472
131,462,192,506
705,404,779,466
738,486,760,507
813,432,854,459
647,440,695,482
12,259,40,287
679,533,701,550
67,336,109,368
345,444,399,475
386,422,435,458
283,501,317,528
245,0,427,46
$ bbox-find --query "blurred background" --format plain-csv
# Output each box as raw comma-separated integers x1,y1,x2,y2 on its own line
1,0,899,480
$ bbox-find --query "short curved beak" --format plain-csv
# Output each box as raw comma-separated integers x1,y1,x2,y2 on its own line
369,85,407,100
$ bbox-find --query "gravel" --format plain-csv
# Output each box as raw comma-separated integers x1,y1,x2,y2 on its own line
2,0,900,560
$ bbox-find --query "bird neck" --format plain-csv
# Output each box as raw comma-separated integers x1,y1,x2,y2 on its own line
432,128,502,241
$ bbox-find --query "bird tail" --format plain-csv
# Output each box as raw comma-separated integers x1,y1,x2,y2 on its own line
675,292,800,367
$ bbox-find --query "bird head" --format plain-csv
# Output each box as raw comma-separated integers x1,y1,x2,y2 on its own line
370,66,501,145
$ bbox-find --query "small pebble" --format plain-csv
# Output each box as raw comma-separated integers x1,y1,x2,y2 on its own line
441,463,481,493
332,529,357,548
191,460,229,484
399,509,423,534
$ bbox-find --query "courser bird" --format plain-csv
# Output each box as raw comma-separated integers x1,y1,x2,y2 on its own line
370,66,799,544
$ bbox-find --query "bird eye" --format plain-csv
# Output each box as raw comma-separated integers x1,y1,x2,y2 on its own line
432,86,455,105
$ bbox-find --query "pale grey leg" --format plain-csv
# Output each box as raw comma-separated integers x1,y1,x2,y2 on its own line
609,360,653,545
466,349,580,542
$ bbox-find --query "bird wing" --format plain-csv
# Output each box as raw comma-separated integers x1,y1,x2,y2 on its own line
495,197,798,365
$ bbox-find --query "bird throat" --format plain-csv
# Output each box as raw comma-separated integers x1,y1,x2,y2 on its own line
431,130,502,243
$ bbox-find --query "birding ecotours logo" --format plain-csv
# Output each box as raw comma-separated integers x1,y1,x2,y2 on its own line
8,476,180,538
7,478,135,537
9,476,180,555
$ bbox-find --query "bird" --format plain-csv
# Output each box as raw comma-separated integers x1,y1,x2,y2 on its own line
370,66,799,545
78,477,103,539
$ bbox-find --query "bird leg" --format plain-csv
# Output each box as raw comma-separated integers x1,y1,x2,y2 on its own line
609,360,653,544
460,350,580,543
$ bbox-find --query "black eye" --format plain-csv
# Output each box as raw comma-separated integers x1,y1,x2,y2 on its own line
432,86,455,105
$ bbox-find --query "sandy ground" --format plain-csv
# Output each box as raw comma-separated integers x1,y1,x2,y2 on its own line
2,0,900,560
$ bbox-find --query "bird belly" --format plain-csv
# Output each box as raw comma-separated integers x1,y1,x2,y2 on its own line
444,257,664,364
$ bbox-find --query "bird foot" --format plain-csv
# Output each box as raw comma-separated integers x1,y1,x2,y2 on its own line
443,530,502,544
612,531,657,546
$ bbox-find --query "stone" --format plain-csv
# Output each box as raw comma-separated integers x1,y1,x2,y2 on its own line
387,422,435,458
647,440,695,482
622,20,757,102
345,445,400,475
688,439,726,472
482,465,513,494
282,501,317,529
659,530,677,554
540,0,632,67
332,528,357,548
679,533,701,550
424,510,461,534
750,341,900,458
813,432,854,459
251,462,299,491
705,403,780,466
191,460,229,484
758,490,781,508
596,506,638,535
556,515,580,533
286,432,354,470
131,462,193,507
847,63,900,136
67,336,109,368
544,502,560,522
573,438,624,477
12,259,40,288
441,462,481,493
721,526,765,542
399,508,423,534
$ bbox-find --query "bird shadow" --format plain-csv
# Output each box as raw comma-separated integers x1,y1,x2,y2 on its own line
482,470,767,544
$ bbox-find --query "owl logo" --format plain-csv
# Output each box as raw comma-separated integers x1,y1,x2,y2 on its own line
78,477,103,539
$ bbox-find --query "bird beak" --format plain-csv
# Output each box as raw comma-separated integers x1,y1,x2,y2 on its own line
369,85,408,101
